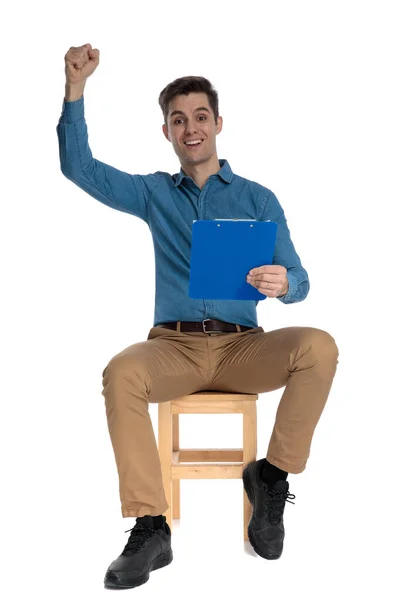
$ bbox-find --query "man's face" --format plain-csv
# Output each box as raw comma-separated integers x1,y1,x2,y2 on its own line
162,92,223,166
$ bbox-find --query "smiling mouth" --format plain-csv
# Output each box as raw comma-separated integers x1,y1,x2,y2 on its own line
184,140,204,148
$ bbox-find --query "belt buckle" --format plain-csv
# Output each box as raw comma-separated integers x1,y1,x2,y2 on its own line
202,318,218,333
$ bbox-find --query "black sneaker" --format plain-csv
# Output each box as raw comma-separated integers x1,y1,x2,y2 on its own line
104,515,173,589
243,459,295,560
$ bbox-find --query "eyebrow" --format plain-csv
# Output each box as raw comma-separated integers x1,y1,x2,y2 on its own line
169,107,211,119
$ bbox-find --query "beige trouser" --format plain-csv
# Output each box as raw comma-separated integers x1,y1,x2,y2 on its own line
101,324,339,517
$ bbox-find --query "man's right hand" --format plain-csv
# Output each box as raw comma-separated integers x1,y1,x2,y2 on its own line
64,43,100,100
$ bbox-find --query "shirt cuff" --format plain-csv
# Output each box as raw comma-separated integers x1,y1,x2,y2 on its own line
59,95,85,123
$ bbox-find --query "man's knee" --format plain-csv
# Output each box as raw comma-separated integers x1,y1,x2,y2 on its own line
308,327,339,358
102,354,148,387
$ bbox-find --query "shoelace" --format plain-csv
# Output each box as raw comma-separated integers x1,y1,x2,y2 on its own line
262,484,296,525
122,523,156,555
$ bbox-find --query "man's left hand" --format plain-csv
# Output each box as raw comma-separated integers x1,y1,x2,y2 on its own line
246,265,288,298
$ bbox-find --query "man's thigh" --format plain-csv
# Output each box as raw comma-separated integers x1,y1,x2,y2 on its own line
208,326,338,394
102,332,212,403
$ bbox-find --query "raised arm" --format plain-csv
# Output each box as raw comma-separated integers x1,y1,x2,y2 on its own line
57,44,159,223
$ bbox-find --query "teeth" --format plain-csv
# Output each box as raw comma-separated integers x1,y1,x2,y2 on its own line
185,140,202,145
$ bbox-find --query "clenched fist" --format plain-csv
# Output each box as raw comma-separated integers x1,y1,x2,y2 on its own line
64,43,100,86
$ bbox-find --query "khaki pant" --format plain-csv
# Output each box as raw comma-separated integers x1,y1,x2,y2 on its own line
101,324,339,518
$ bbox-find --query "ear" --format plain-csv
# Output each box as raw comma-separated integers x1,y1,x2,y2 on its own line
162,124,171,142
216,115,223,136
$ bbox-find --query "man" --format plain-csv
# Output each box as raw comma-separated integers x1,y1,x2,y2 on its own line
57,43,339,590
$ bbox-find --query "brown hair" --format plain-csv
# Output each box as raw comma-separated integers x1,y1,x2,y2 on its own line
158,76,219,127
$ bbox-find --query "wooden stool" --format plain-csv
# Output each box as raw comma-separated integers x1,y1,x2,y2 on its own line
158,391,258,540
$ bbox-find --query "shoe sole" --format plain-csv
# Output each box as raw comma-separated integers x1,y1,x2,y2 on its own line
242,465,282,560
104,548,173,589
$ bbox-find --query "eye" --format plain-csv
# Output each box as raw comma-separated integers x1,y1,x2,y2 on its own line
174,115,207,125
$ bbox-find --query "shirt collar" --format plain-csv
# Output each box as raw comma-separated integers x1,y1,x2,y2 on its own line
174,158,233,187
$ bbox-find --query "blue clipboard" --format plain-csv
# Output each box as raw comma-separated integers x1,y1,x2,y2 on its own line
188,219,278,300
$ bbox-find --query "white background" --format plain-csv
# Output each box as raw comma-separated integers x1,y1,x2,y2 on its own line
2,0,399,598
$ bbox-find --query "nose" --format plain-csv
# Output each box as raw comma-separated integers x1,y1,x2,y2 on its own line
185,118,199,135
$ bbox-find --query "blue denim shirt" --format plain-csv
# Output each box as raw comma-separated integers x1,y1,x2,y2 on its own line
56,96,310,328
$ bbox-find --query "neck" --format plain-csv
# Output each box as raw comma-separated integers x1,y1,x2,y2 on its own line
180,155,221,190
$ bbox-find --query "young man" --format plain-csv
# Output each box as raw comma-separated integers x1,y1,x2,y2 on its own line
57,44,339,590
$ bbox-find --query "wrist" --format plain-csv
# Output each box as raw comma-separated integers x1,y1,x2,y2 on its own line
64,81,86,102
278,279,289,298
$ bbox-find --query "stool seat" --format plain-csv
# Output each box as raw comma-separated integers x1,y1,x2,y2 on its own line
158,391,258,540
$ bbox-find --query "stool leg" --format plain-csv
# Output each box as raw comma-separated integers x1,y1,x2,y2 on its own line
242,400,257,541
158,402,173,531
172,413,180,519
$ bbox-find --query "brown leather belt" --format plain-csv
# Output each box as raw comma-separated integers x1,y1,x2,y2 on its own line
157,319,253,334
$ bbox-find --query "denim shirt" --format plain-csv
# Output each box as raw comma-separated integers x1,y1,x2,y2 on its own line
56,96,310,328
